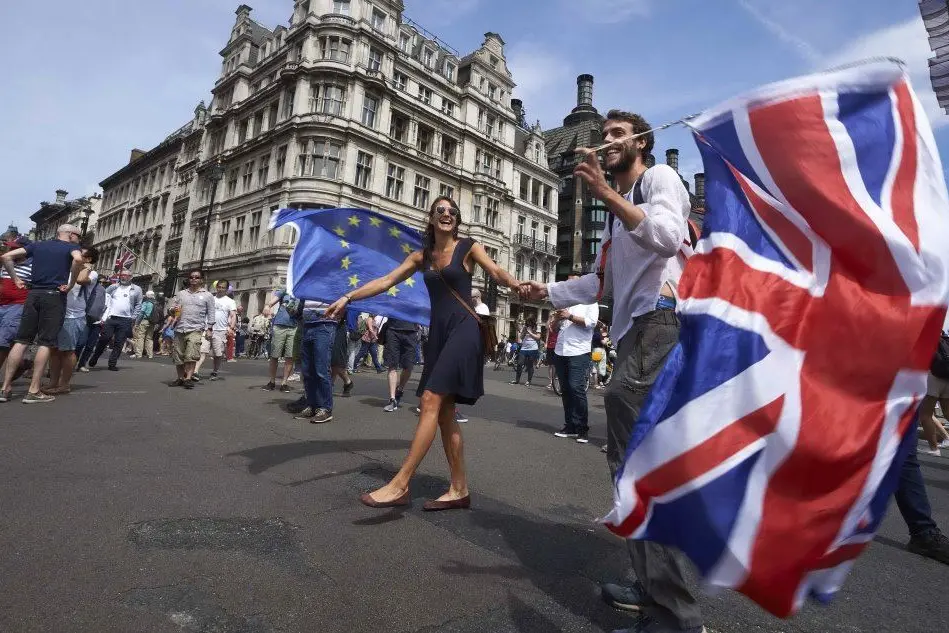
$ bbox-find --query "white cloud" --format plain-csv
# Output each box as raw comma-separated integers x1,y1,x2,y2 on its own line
559,0,651,24
506,42,574,127
822,17,948,129
736,0,822,65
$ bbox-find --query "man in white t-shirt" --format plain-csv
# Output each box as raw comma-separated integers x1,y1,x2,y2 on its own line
45,247,99,394
209,279,237,381
471,289,490,316
549,279,599,444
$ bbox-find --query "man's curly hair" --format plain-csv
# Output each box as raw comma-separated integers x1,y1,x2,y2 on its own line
605,110,654,157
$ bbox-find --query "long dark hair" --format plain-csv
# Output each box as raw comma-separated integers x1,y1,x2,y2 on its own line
422,196,462,267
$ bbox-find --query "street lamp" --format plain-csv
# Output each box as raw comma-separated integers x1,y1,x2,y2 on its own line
198,159,226,273
79,205,92,241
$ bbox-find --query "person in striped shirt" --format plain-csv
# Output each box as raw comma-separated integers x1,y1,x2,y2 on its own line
0,232,32,373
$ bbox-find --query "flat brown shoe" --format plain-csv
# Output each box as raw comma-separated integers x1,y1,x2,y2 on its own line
359,490,410,508
422,495,471,512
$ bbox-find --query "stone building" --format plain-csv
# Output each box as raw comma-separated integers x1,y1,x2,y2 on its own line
93,1,558,335
30,189,100,243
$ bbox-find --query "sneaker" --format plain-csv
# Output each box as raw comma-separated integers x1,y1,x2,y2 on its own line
601,444,608,453
509,380,519,385
108,366,119,372
78,367,90,373
554,427,578,438
525,382,532,387
209,372,219,381
413,406,421,415
129,354,139,359
343,380,354,397
170,379,185,387
455,410,468,423
600,582,651,612
395,388,404,405
611,617,706,633
0,390,11,403
192,373,202,382
576,433,590,444
183,380,194,390
262,381,276,391
288,372,301,382
294,407,315,420
310,408,333,424
907,531,949,565
280,384,292,393
383,398,399,412
22,392,55,404
922,446,942,456
88,360,97,368
287,398,308,414
939,439,949,449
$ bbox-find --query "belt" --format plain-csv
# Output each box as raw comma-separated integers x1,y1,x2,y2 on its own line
656,295,677,311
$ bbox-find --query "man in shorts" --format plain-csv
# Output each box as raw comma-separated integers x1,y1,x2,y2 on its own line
46,247,99,395
382,318,419,412
263,288,300,392
0,233,32,375
0,224,84,403
209,279,237,381
168,269,215,389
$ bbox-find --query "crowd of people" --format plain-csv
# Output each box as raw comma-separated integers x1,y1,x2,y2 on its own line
5,108,949,633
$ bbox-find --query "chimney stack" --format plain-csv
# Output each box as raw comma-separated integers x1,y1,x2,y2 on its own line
129,149,146,164
510,98,526,127
236,4,252,19
665,148,679,172
694,173,705,201
576,74,594,108
55,189,68,204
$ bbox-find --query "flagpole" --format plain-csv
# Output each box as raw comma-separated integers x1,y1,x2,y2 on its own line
119,240,164,280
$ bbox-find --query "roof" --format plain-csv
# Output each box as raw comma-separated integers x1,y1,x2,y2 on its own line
544,117,604,163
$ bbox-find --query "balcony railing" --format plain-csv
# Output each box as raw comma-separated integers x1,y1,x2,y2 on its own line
321,13,355,27
514,233,557,256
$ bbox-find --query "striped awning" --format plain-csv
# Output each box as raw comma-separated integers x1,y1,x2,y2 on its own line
921,0,949,113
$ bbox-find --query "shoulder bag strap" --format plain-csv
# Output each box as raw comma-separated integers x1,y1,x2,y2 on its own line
432,265,481,325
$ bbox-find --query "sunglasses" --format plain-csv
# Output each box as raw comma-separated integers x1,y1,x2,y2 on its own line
189,275,202,280
434,206,459,217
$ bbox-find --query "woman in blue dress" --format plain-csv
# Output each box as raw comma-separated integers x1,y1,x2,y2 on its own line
326,197,523,510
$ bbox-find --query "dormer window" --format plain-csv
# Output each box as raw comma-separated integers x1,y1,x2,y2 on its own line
399,32,411,53
422,47,434,68
444,61,456,81
371,8,386,32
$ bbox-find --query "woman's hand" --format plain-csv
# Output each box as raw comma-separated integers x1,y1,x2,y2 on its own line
325,295,350,320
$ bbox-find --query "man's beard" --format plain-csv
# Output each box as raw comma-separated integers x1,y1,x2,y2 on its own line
606,148,638,174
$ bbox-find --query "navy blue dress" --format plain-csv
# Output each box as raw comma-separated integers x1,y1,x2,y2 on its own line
415,237,484,405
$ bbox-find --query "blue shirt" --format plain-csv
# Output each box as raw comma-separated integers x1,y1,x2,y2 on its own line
23,239,78,289
345,309,359,332
271,290,300,327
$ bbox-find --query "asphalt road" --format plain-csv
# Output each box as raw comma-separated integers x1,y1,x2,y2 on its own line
0,357,947,633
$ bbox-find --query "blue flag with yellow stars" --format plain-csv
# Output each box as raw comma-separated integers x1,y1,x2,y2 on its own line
271,207,430,326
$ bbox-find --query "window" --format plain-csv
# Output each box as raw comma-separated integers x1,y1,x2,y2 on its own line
393,70,407,91
543,225,551,245
291,41,304,63
440,136,457,163
444,60,456,80
368,47,383,72
488,83,497,100
542,261,550,284
241,161,254,191
218,87,234,110
531,179,541,206
413,175,431,209
422,47,434,67
519,173,529,200
441,99,455,118
530,220,539,240
399,32,411,52
371,8,386,31
361,94,379,127
319,36,351,62
484,113,496,138
281,86,295,119
386,164,405,200
472,195,482,223
517,215,526,236
486,197,499,227
416,124,434,155
250,211,262,246
275,145,287,177
515,254,524,279
234,216,245,249
439,183,454,199
417,84,432,105
253,111,264,137
310,83,346,115
298,138,342,179
529,257,537,280
389,110,409,142
267,103,279,130
542,185,552,210
237,119,249,144
354,151,373,189
226,170,238,197
332,0,350,14
220,220,231,253
257,155,270,186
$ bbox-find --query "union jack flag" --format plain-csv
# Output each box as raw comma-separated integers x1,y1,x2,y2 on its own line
114,244,136,271
603,62,949,617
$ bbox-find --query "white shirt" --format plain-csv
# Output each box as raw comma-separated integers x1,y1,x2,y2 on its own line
474,302,490,316
65,271,98,319
547,164,691,345
213,295,238,331
555,303,599,357
108,283,136,319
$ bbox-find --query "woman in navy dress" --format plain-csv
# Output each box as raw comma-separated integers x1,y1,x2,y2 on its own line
326,197,523,510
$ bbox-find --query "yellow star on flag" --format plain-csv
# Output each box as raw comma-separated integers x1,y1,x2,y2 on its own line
348,215,361,227
348,274,360,287
369,216,382,227
339,239,350,249
340,256,352,270
334,226,346,237
404,277,415,288
389,226,401,238
387,286,400,296
400,243,413,254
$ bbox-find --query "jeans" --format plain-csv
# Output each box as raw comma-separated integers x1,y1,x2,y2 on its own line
301,322,336,412
895,426,939,538
77,322,101,368
91,316,134,368
554,352,591,434
236,333,246,357
355,341,383,371
515,349,539,383
346,338,361,372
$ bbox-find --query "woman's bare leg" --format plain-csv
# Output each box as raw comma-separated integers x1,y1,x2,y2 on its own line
436,395,469,501
366,390,447,502
919,396,942,449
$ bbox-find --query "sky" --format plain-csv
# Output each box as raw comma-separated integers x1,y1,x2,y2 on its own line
1,0,945,233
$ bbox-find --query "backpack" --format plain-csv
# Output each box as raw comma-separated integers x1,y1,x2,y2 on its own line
931,333,949,380
83,283,107,324
145,301,162,326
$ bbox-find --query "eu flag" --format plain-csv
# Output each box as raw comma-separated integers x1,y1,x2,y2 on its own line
271,207,430,326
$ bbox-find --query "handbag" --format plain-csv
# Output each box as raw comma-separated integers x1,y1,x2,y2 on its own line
432,266,498,359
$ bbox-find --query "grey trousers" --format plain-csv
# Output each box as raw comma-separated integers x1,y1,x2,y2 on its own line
604,309,703,631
